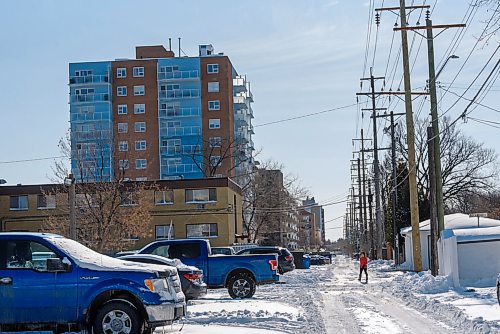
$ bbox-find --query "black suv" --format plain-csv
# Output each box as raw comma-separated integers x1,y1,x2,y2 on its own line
237,247,295,274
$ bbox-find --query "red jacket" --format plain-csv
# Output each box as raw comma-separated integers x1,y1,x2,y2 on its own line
360,256,368,268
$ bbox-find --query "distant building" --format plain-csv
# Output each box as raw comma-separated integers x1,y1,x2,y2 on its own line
255,169,299,250
69,44,254,184
0,178,244,248
302,196,325,245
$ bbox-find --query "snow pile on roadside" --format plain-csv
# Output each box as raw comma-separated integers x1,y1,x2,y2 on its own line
374,267,499,333
391,270,453,294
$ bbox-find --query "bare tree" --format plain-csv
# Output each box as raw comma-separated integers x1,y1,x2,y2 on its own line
392,116,498,215
45,133,155,253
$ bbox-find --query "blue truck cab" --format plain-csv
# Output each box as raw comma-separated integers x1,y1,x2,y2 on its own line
139,239,279,299
0,233,186,333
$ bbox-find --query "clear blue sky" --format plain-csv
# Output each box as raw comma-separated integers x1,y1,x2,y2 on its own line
0,1,498,241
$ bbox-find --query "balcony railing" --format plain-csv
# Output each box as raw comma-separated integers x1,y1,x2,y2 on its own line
160,145,200,156
69,75,110,85
160,126,201,137
159,107,201,118
159,89,200,99
70,93,110,103
233,75,247,93
161,163,199,174
158,70,199,81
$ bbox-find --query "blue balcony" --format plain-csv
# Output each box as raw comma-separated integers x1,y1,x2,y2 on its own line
158,70,199,81
160,145,200,156
160,126,201,137
159,89,200,100
233,75,247,94
71,93,110,104
159,107,201,118
69,75,110,85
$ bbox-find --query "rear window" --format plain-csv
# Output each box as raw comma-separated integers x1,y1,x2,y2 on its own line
280,249,291,256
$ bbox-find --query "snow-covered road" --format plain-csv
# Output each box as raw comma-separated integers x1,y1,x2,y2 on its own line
159,255,499,334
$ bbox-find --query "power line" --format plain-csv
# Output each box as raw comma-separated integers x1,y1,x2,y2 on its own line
253,103,357,128
0,156,66,165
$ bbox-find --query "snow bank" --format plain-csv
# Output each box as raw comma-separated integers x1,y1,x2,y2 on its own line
390,271,453,294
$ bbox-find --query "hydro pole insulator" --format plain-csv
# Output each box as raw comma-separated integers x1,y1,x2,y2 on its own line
375,13,381,26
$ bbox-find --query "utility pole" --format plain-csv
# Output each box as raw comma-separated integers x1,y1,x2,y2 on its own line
367,179,374,259
361,129,368,247
390,112,401,264
427,127,439,276
357,158,364,244
393,8,465,271
66,173,77,240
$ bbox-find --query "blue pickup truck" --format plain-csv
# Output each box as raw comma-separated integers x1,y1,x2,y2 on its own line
138,239,279,299
0,233,186,333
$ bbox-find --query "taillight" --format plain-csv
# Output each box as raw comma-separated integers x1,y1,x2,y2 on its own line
183,273,201,282
285,255,293,262
268,259,278,271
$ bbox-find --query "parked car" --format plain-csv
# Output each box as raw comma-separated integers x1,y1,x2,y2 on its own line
236,246,295,274
211,246,235,255
119,253,207,300
310,254,330,265
0,232,186,333
138,239,279,299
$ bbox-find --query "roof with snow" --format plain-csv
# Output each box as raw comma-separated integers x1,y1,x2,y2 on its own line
400,213,500,234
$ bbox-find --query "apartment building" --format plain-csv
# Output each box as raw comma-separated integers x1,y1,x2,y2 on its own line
302,197,325,244
0,178,244,248
69,44,254,184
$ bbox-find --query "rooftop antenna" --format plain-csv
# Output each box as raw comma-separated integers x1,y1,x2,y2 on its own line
168,38,172,51
178,37,181,57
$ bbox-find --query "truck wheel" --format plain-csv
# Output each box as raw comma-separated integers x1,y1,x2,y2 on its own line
227,273,256,299
92,301,143,334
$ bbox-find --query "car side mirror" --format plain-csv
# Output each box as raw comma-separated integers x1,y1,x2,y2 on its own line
47,258,68,272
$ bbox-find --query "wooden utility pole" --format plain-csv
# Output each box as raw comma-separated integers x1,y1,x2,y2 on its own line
367,179,374,259
427,127,439,276
397,0,422,271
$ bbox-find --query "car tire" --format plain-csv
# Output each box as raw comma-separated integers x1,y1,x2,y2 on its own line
497,283,500,306
227,273,256,299
92,300,143,334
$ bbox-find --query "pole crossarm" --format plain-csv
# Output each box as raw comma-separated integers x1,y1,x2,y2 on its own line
362,108,387,111
371,112,406,118
356,92,429,96
375,5,430,12
394,23,466,31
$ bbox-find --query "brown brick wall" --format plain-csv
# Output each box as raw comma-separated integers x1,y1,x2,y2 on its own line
112,59,160,181
200,56,235,177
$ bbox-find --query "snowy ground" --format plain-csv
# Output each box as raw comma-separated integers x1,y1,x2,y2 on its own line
11,256,500,333
157,255,500,334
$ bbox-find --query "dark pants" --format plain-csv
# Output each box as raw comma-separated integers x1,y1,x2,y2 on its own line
359,266,368,281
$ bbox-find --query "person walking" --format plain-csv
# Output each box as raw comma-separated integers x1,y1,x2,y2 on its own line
358,251,368,283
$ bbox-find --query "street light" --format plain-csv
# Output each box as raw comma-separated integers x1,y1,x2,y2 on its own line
435,54,459,81
64,174,77,240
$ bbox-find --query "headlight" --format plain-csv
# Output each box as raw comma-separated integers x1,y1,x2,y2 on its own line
144,278,168,292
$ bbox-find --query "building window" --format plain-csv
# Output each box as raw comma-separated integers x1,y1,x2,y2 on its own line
207,64,219,74
10,195,28,211
207,82,219,93
117,123,128,133
75,70,93,77
155,190,174,205
209,137,222,147
134,122,146,132
117,68,127,78
75,88,94,95
208,100,220,111
156,225,175,239
135,159,147,169
120,192,137,206
133,67,144,77
209,119,220,129
134,104,145,114
185,188,217,203
37,194,56,209
119,159,129,170
209,155,222,167
186,223,218,238
135,140,147,151
117,86,127,96
118,104,128,115
118,141,128,152
134,85,145,96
